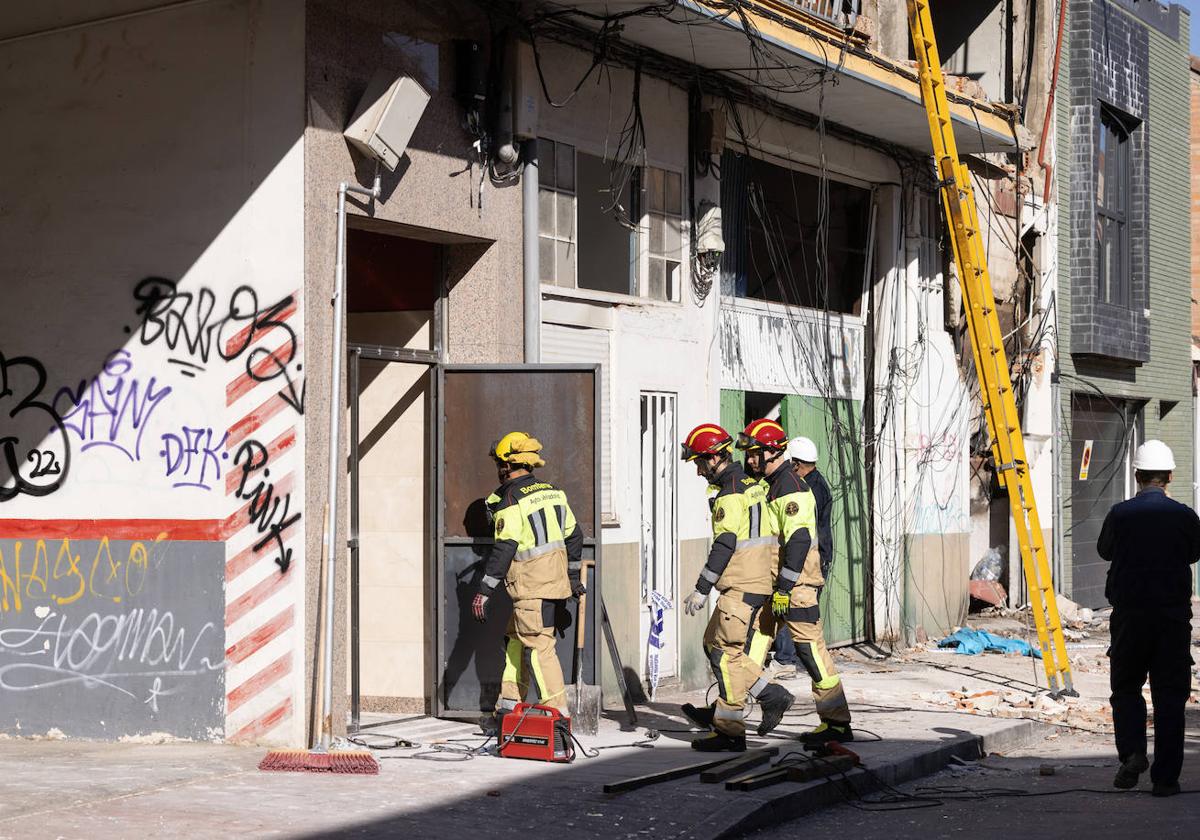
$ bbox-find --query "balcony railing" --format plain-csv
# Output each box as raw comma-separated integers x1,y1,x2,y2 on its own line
777,0,860,27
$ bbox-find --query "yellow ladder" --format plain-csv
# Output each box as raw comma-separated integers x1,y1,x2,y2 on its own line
906,0,1075,695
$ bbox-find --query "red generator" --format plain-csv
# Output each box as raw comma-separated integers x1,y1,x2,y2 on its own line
498,703,574,763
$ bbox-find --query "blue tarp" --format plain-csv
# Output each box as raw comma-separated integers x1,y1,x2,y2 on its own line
937,628,1042,659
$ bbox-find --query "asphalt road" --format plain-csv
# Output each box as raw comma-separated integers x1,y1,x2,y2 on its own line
751,711,1200,839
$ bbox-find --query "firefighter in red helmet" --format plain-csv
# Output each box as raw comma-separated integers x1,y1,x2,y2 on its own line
739,419,853,746
678,423,795,752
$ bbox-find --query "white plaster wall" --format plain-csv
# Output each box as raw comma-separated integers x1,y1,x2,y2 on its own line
0,0,304,519
871,186,908,641
0,0,306,744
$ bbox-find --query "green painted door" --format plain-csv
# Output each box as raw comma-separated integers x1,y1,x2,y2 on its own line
782,395,869,645
718,390,869,646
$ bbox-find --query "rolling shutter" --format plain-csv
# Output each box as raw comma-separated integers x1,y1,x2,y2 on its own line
541,323,613,521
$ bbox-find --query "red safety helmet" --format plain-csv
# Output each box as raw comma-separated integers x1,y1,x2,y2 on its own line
737,418,789,452
680,423,734,462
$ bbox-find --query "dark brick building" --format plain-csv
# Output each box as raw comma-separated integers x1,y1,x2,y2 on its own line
1057,0,1194,606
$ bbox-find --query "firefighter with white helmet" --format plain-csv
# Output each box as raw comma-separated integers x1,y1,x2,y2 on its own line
744,421,853,745
789,436,834,582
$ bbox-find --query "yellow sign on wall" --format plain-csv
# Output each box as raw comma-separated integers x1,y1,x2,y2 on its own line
1079,439,1094,481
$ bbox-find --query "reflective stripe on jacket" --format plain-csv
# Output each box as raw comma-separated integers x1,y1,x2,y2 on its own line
481,473,582,601
695,463,775,596
765,466,818,591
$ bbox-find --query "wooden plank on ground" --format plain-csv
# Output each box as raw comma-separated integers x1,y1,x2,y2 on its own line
724,767,791,792
724,753,858,791
602,748,777,794
699,747,779,783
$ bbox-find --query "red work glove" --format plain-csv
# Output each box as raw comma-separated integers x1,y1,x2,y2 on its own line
472,593,489,622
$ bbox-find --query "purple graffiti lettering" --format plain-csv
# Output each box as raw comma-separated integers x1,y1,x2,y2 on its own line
53,350,172,462
160,426,229,490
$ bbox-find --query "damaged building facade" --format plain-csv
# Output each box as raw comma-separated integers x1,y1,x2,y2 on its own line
1,0,1186,747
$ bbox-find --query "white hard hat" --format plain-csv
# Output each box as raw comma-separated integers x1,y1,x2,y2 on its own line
789,436,818,463
1133,439,1175,471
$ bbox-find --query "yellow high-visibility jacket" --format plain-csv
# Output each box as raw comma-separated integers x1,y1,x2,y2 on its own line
764,466,819,591
480,474,583,602
694,463,776,596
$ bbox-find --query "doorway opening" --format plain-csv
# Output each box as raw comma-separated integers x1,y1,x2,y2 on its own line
345,227,441,727
1069,394,1143,607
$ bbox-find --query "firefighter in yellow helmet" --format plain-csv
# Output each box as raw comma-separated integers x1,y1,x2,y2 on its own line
739,419,853,745
474,432,585,729
679,423,795,752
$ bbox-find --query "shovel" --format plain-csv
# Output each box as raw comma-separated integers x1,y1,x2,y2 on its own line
568,582,601,735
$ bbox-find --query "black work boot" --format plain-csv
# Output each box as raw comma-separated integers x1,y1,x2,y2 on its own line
755,684,796,736
800,722,853,746
682,702,716,729
479,712,507,737
1152,781,1181,798
1113,753,1149,789
691,731,747,752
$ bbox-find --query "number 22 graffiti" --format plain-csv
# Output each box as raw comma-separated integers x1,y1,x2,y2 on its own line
0,353,71,500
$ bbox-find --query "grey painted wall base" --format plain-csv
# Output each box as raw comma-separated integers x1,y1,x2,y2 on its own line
0,539,225,739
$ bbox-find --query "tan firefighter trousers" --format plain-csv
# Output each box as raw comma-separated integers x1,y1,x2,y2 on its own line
780,585,851,725
497,598,568,714
704,591,774,736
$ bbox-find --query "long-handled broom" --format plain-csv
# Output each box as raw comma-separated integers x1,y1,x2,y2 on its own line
259,180,382,774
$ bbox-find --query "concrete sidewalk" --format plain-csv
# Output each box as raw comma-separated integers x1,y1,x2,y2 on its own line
0,637,1099,840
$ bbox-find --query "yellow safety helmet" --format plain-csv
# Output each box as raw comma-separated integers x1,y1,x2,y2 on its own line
491,431,546,469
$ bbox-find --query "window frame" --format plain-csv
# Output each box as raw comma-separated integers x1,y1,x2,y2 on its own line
1095,104,1134,309
537,134,687,305
537,137,578,289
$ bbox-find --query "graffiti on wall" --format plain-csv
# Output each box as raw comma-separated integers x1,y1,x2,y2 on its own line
54,349,173,463
0,536,225,736
160,426,229,491
0,354,71,500
1,275,303,740
232,439,299,573
132,278,305,415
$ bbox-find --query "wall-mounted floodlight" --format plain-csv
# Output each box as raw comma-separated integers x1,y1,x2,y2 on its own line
344,69,430,172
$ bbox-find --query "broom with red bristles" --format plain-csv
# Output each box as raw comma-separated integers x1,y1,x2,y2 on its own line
258,505,379,775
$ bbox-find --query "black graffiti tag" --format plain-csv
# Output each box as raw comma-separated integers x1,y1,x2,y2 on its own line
233,440,299,573
132,278,304,415
0,354,71,501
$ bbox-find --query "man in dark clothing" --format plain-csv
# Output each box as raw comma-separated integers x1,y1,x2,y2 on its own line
1097,439,1200,797
790,436,834,582
769,436,834,674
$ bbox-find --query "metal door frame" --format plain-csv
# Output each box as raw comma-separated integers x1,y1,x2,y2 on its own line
344,224,445,733
433,363,603,718
347,344,439,734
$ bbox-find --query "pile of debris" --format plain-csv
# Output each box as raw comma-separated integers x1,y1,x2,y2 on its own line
917,688,1115,733
974,594,1110,634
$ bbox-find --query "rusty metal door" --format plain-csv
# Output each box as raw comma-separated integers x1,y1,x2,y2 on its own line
435,364,601,718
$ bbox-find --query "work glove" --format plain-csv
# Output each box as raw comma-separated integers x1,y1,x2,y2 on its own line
472,593,489,622
683,590,707,617
771,590,790,617
571,580,587,599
